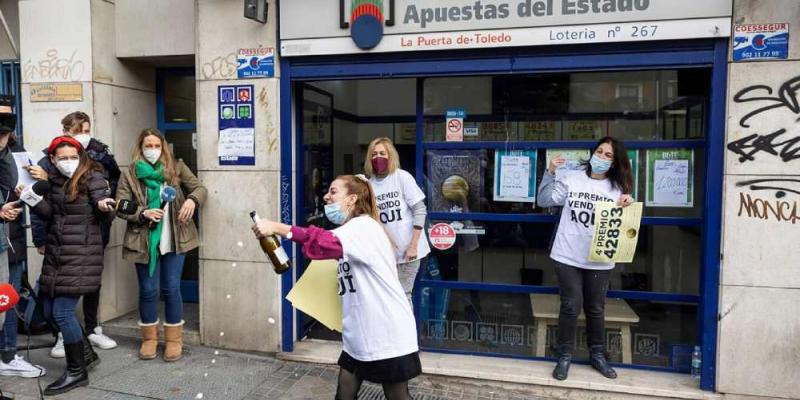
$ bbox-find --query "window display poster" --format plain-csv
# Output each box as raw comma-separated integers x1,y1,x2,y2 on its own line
628,149,639,200
479,121,517,141
646,149,694,208
493,150,537,203
521,121,560,141
565,120,605,140
218,85,255,165
545,149,589,178
427,149,487,213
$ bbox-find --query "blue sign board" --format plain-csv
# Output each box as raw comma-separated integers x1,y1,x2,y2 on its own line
237,47,275,78
218,85,255,166
733,23,789,61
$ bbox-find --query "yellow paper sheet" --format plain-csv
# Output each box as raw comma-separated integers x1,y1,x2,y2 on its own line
285,260,343,332
589,202,643,263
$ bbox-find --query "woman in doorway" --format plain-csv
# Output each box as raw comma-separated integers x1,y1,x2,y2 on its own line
116,128,207,362
364,137,430,304
252,175,420,400
537,136,634,381
28,136,116,395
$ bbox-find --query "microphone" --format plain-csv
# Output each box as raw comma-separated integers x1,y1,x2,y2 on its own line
19,180,51,207
0,283,19,313
108,198,139,215
147,186,177,229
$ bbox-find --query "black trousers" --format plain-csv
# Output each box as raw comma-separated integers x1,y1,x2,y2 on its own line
554,263,611,354
82,286,101,333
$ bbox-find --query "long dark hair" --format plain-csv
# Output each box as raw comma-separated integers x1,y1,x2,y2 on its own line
582,136,634,194
50,141,103,202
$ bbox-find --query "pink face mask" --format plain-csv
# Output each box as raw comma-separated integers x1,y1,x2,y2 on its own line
371,157,389,175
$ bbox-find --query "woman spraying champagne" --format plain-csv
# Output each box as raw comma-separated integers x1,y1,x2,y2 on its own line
252,175,419,400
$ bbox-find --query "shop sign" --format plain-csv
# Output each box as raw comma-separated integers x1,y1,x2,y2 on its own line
280,0,732,56
429,222,457,250
217,85,255,166
30,83,83,102
445,108,465,142
237,47,275,78
732,23,789,61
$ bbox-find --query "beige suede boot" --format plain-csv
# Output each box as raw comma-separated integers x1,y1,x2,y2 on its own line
163,321,184,362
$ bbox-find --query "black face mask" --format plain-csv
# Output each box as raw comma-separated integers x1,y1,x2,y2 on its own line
0,113,16,133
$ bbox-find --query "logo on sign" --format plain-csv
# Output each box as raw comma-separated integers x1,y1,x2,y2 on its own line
429,223,456,250
340,0,395,50
733,23,790,61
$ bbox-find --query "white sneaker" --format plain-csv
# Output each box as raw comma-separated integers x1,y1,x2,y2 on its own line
88,326,118,350
0,355,46,378
50,333,65,358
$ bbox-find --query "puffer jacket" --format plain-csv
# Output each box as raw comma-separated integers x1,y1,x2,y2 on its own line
116,159,207,264
31,168,114,297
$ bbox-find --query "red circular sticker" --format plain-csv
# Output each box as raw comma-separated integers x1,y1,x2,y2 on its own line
429,223,457,250
447,119,462,133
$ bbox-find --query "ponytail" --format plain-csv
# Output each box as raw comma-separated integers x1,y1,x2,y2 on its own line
338,174,396,248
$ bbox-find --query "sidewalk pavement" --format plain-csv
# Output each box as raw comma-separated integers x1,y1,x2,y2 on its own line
0,335,551,400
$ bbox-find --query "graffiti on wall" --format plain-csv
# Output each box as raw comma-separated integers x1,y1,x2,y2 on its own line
736,178,800,224
201,52,238,80
728,74,800,164
23,49,86,82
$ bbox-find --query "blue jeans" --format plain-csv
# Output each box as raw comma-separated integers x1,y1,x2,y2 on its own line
0,261,23,353
136,252,186,325
41,295,82,345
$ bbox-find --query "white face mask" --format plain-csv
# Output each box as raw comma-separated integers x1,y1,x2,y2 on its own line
143,149,161,164
56,159,80,178
73,133,91,149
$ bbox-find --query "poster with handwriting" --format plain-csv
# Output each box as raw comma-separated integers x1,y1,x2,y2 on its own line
589,202,643,263
646,149,694,208
520,121,560,141
546,149,589,178
493,150,537,203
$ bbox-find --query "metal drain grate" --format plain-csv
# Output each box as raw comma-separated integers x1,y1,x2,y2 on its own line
358,384,448,400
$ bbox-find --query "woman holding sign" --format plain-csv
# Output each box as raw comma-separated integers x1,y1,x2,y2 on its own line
537,136,634,381
364,137,430,305
252,174,420,400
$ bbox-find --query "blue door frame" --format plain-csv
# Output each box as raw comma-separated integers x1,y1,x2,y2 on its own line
156,67,199,303
279,40,727,391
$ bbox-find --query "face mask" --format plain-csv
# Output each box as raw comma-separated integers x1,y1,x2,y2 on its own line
56,159,80,178
324,201,349,225
143,149,161,164
371,157,389,175
589,155,612,175
73,133,91,149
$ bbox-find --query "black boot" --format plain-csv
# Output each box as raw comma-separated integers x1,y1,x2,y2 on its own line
552,352,572,380
589,345,617,379
44,342,89,395
83,333,100,370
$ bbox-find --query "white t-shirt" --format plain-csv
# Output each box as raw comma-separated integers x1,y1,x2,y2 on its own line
332,215,419,361
549,170,622,270
370,169,431,264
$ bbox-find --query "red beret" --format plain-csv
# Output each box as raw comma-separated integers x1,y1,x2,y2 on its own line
48,135,83,155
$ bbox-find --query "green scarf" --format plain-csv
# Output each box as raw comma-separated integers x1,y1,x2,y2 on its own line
135,160,166,277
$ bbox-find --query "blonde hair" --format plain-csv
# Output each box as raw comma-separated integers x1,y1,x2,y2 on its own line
363,137,400,178
131,128,179,185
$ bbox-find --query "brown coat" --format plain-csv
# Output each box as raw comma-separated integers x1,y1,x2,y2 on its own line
116,160,207,264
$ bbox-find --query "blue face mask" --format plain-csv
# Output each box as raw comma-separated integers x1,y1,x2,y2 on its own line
324,201,349,225
590,155,612,174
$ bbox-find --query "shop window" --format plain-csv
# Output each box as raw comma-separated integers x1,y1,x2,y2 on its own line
417,287,697,369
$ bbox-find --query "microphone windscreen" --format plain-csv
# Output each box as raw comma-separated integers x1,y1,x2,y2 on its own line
161,186,177,203
116,199,138,215
32,180,51,195
0,283,19,313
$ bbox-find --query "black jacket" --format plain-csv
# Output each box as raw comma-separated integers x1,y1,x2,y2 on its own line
6,144,27,264
31,168,114,297
31,138,119,248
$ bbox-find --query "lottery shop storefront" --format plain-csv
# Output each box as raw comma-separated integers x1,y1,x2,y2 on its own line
277,0,731,391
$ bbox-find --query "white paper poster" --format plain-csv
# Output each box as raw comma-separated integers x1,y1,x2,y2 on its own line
493,150,537,203
218,127,256,158
653,159,689,205
12,152,43,189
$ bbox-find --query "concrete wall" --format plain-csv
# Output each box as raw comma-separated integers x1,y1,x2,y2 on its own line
716,1,800,398
195,0,282,353
0,0,20,60
116,0,195,58
19,0,156,322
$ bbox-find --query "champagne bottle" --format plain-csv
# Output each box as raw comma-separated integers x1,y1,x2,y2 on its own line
250,211,291,274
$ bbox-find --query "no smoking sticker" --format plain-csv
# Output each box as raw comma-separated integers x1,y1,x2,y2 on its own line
445,108,466,142
429,222,457,250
